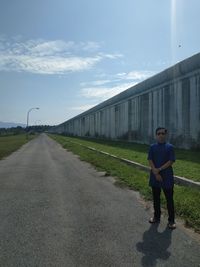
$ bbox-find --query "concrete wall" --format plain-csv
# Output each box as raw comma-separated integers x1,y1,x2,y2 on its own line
51,53,200,149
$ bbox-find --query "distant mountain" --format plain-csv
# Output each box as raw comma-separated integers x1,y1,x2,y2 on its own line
0,121,26,128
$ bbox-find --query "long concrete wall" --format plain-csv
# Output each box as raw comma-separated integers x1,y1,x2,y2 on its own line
51,53,200,149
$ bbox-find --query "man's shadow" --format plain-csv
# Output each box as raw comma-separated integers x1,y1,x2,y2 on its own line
136,224,172,267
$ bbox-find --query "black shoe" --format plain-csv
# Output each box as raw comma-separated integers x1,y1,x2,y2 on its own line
168,222,176,229
149,217,160,224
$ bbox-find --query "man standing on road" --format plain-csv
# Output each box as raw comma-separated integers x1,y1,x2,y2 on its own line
148,127,176,229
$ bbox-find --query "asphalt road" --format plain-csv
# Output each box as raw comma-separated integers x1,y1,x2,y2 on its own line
0,134,200,267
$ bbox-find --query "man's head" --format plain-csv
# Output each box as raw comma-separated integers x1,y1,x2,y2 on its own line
155,127,167,143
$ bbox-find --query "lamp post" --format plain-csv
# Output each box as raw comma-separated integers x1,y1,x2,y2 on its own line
26,107,39,138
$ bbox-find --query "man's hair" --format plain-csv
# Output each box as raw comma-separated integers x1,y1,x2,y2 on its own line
155,127,167,134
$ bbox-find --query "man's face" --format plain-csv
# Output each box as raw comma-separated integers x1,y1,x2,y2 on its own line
156,129,167,143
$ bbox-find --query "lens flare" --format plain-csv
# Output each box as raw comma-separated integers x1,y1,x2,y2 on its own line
171,0,177,65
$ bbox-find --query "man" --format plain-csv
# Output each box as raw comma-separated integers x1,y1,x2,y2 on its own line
148,127,176,229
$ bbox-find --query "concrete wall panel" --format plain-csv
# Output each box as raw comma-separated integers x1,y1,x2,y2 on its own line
52,53,200,148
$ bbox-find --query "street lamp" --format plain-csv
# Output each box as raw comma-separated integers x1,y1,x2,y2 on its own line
26,107,39,138
26,107,40,128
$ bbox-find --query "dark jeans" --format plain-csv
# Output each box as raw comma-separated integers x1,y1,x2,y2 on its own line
152,186,175,223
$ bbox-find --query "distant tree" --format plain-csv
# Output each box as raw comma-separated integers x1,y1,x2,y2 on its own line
0,125,53,136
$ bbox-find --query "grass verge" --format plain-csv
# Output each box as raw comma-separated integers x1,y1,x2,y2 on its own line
0,134,36,160
50,134,200,233
51,135,200,182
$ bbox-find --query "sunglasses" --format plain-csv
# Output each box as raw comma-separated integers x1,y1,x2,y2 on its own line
157,132,166,136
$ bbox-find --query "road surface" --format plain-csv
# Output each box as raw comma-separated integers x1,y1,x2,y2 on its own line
0,134,199,267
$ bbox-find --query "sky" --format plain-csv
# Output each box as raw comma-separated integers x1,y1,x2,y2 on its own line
0,0,200,126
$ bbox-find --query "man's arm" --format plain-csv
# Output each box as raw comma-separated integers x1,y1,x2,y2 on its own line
149,160,174,173
158,160,174,172
148,160,162,181
149,160,159,175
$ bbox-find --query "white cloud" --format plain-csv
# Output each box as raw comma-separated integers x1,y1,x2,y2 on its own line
0,53,102,74
71,104,97,112
81,82,138,101
126,70,155,80
80,79,111,87
0,38,121,75
116,70,156,80
81,41,101,52
30,40,75,56
98,52,123,60
116,72,127,77
79,69,156,101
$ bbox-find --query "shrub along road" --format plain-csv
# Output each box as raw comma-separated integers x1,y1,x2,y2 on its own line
0,133,199,266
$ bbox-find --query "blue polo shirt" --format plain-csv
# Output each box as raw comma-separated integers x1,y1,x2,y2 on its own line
147,142,175,188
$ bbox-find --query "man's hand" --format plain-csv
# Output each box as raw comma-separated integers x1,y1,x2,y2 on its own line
152,168,159,175
155,174,162,182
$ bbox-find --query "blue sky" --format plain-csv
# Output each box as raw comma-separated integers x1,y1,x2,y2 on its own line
0,0,200,126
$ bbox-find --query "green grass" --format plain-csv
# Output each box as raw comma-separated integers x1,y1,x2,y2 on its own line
51,135,200,182
0,134,35,159
50,134,200,232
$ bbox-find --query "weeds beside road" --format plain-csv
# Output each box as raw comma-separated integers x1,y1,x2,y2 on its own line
0,134,35,160
50,134,200,233
52,135,200,182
